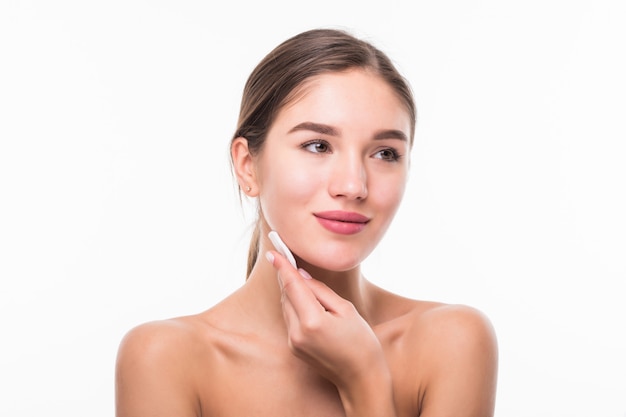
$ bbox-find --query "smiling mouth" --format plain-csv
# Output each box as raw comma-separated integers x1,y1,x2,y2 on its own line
313,211,370,234
313,211,370,223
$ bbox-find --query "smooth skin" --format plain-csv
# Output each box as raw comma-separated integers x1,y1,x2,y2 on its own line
115,69,498,417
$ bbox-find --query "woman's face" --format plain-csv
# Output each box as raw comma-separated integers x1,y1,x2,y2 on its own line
255,69,412,272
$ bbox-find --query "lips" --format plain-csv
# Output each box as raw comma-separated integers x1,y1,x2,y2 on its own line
313,211,370,235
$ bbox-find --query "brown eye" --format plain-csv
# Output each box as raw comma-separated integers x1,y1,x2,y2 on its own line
302,140,331,154
374,148,400,161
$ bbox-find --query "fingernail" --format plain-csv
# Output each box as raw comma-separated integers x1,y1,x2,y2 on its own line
298,268,312,280
265,251,275,265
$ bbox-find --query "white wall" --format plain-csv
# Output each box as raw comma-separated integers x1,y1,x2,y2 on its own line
1,1,624,416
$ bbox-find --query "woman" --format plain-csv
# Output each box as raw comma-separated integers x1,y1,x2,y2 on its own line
115,28,498,417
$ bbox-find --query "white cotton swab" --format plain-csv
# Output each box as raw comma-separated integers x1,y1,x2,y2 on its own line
268,231,298,269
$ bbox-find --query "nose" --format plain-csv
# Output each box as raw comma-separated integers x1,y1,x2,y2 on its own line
328,153,368,200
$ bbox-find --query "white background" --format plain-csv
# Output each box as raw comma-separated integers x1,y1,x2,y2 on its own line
1,1,625,416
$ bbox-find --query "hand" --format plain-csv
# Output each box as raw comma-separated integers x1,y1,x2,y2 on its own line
266,250,389,390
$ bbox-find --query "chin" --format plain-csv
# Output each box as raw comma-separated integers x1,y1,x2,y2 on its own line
298,251,366,274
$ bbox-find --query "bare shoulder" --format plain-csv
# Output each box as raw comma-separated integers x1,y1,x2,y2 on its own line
115,315,214,417
418,303,497,347
116,315,207,368
374,285,496,342
397,301,498,375
411,303,499,417
370,284,498,416
379,293,498,368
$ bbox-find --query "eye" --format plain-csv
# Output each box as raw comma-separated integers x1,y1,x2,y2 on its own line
302,140,331,154
374,147,401,162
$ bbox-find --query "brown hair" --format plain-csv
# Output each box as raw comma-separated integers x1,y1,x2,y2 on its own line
231,28,417,277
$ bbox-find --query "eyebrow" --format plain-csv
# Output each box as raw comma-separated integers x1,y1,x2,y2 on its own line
373,129,408,142
289,122,338,136
289,122,407,142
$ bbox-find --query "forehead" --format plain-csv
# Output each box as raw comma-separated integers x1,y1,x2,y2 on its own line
272,69,412,136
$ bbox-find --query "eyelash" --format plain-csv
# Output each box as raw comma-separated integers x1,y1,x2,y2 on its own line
300,139,402,162
374,148,402,162
302,140,331,154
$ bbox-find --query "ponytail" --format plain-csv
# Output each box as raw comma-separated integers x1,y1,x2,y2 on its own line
246,219,261,279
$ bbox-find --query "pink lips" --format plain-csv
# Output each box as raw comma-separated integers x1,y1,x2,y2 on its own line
313,211,370,235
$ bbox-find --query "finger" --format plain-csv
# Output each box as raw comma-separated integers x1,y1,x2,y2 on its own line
266,251,324,319
279,288,299,329
301,278,352,315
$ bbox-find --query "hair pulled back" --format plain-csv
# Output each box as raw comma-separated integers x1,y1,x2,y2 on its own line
231,28,417,277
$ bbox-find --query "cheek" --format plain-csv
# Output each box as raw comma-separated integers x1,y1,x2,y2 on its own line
374,173,407,217
287,162,322,195
258,159,322,226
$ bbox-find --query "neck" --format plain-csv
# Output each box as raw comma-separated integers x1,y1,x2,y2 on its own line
296,259,368,312
240,240,374,330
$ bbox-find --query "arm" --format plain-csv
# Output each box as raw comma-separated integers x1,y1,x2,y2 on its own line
336,365,397,417
418,305,499,417
115,321,199,417
267,251,398,417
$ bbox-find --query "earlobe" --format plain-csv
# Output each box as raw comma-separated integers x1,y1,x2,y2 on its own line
231,137,259,196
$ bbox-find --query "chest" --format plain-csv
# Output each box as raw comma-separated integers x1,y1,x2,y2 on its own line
200,353,346,417
196,319,421,417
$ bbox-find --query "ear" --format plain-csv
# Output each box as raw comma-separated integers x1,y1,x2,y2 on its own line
231,137,259,197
